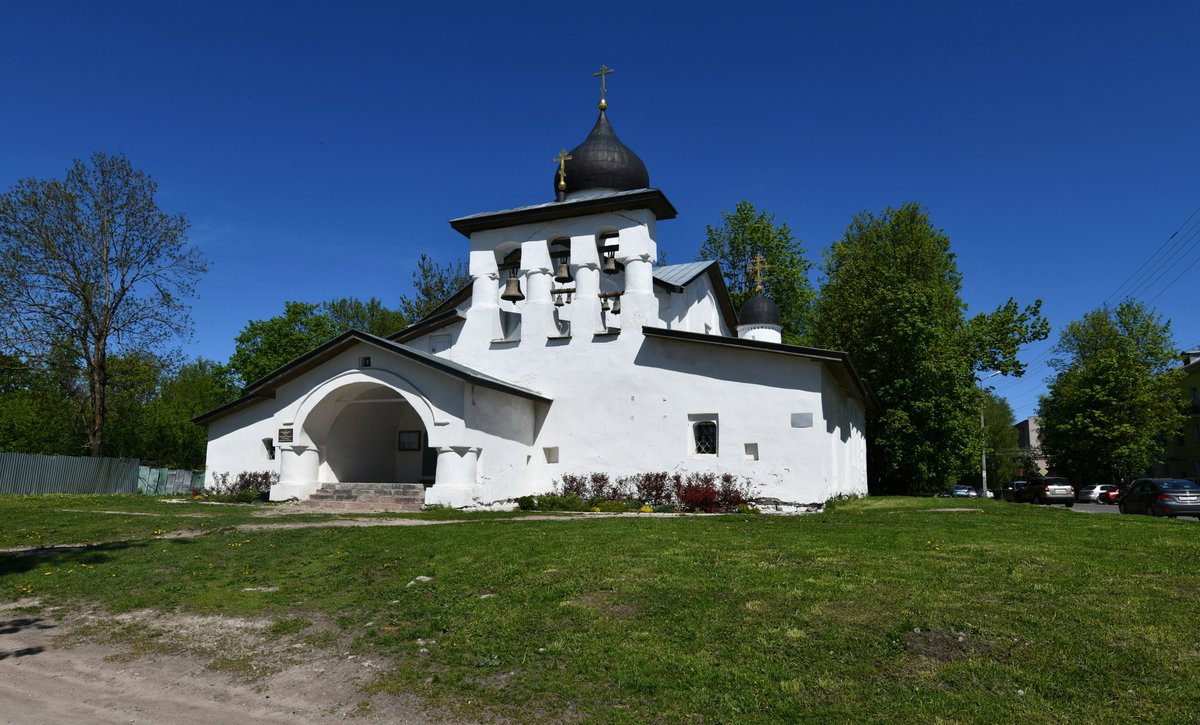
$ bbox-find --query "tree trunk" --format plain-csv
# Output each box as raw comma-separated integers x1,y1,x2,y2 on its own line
86,346,106,457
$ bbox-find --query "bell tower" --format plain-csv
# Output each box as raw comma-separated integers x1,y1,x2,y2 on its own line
449,66,676,348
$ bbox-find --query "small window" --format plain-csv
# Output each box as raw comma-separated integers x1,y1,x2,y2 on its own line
359,356,371,368
430,334,451,354
744,443,759,461
694,421,718,455
262,438,275,461
397,430,422,451
543,446,560,464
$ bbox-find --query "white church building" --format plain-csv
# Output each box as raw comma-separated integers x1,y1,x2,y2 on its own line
197,87,872,508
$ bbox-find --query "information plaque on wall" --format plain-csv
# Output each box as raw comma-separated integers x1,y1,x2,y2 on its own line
278,428,294,443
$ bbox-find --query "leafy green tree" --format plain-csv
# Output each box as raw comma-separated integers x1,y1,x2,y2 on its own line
0,352,83,455
229,301,340,387
140,359,240,468
324,296,408,338
397,253,470,323
102,352,164,460
698,201,814,344
0,152,206,456
962,390,1020,491
812,203,1048,494
1038,300,1186,484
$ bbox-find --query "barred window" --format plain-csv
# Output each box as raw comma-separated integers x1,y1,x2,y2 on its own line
694,421,717,455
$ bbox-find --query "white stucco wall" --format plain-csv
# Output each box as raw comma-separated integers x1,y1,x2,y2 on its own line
204,204,869,508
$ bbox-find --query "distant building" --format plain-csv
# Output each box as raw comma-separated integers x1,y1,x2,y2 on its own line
1152,349,1200,481
1014,416,1048,477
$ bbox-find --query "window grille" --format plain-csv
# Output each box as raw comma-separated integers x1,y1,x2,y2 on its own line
694,421,717,455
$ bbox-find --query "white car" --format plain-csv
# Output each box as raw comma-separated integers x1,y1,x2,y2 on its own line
1076,484,1117,503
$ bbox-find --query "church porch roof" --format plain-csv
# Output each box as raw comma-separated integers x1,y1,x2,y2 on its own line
194,329,550,425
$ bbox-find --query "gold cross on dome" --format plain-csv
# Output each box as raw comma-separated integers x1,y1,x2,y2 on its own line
747,253,770,292
554,148,573,191
593,64,614,109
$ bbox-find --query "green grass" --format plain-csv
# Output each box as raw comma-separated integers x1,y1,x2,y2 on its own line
3,495,1199,722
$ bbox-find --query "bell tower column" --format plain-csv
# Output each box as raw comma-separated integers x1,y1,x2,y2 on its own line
570,233,604,334
614,215,659,326
519,240,555,341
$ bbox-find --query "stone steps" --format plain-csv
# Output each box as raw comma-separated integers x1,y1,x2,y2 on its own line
301,482,426,512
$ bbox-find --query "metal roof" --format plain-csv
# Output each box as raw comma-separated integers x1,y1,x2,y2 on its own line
640,326,877,409
652,261,716,289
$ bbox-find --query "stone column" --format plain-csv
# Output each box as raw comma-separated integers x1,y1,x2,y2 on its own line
274,444,321,501
618,253,659,326
570,233,604,335
520,240,554,341
425,446,481,507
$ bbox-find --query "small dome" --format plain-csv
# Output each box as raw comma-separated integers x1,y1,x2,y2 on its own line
554,110,649,197
738,293,781,327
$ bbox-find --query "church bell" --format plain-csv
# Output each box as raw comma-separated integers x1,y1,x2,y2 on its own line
501,273,525,302
554,259,573,284
611,296,621,315
602,252,619,275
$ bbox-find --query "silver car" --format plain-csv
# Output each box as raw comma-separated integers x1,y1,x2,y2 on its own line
1076,484,1117,503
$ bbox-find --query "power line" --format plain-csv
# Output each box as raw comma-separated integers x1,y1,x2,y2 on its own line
1104,207,1200,306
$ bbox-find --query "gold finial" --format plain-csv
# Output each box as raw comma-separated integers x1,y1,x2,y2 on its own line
553,148,573,191
593,64,614,110
748,253,770,292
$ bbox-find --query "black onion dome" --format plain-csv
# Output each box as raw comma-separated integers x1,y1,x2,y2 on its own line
738,293,782,326
554,110,649,197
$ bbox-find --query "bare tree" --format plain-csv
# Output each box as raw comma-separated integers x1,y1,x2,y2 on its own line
0,152,207,456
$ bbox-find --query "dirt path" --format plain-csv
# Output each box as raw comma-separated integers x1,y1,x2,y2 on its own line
0,602,467,724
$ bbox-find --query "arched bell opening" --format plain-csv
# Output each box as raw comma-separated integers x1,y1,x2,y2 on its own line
302,381,436,486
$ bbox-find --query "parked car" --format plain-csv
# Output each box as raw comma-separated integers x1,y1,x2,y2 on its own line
1001,481,1027,502
1007,478,1075,507
1118,479,1200,518
1077,484,1118,503
951,485,978,498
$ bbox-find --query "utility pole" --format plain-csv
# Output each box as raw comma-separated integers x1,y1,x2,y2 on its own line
978,371,1001,498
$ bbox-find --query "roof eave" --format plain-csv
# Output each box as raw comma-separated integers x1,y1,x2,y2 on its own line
449,189,677,237
640,326,878,409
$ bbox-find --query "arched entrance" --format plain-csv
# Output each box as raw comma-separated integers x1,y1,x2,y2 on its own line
302,381,435,485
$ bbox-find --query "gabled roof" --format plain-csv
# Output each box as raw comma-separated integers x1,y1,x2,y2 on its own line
640,326,877,410
194,330,550,425
652,261,739,333
449,188,677,236
388,281,472,344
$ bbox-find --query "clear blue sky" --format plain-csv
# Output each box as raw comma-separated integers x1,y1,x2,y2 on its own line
3,1,1198,422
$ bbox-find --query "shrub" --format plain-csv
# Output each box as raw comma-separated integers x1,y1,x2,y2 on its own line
823,492,864,512
675,472,719,513
557,474,589,498
516,495,537,511
206,471,278,501
717,473,757,510
628,471,673,507
592,499,630,513
535,493,589,511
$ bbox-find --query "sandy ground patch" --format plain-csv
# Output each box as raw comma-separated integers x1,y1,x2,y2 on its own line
0,600,471,725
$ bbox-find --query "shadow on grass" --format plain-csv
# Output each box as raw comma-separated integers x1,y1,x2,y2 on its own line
0,536,198,577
